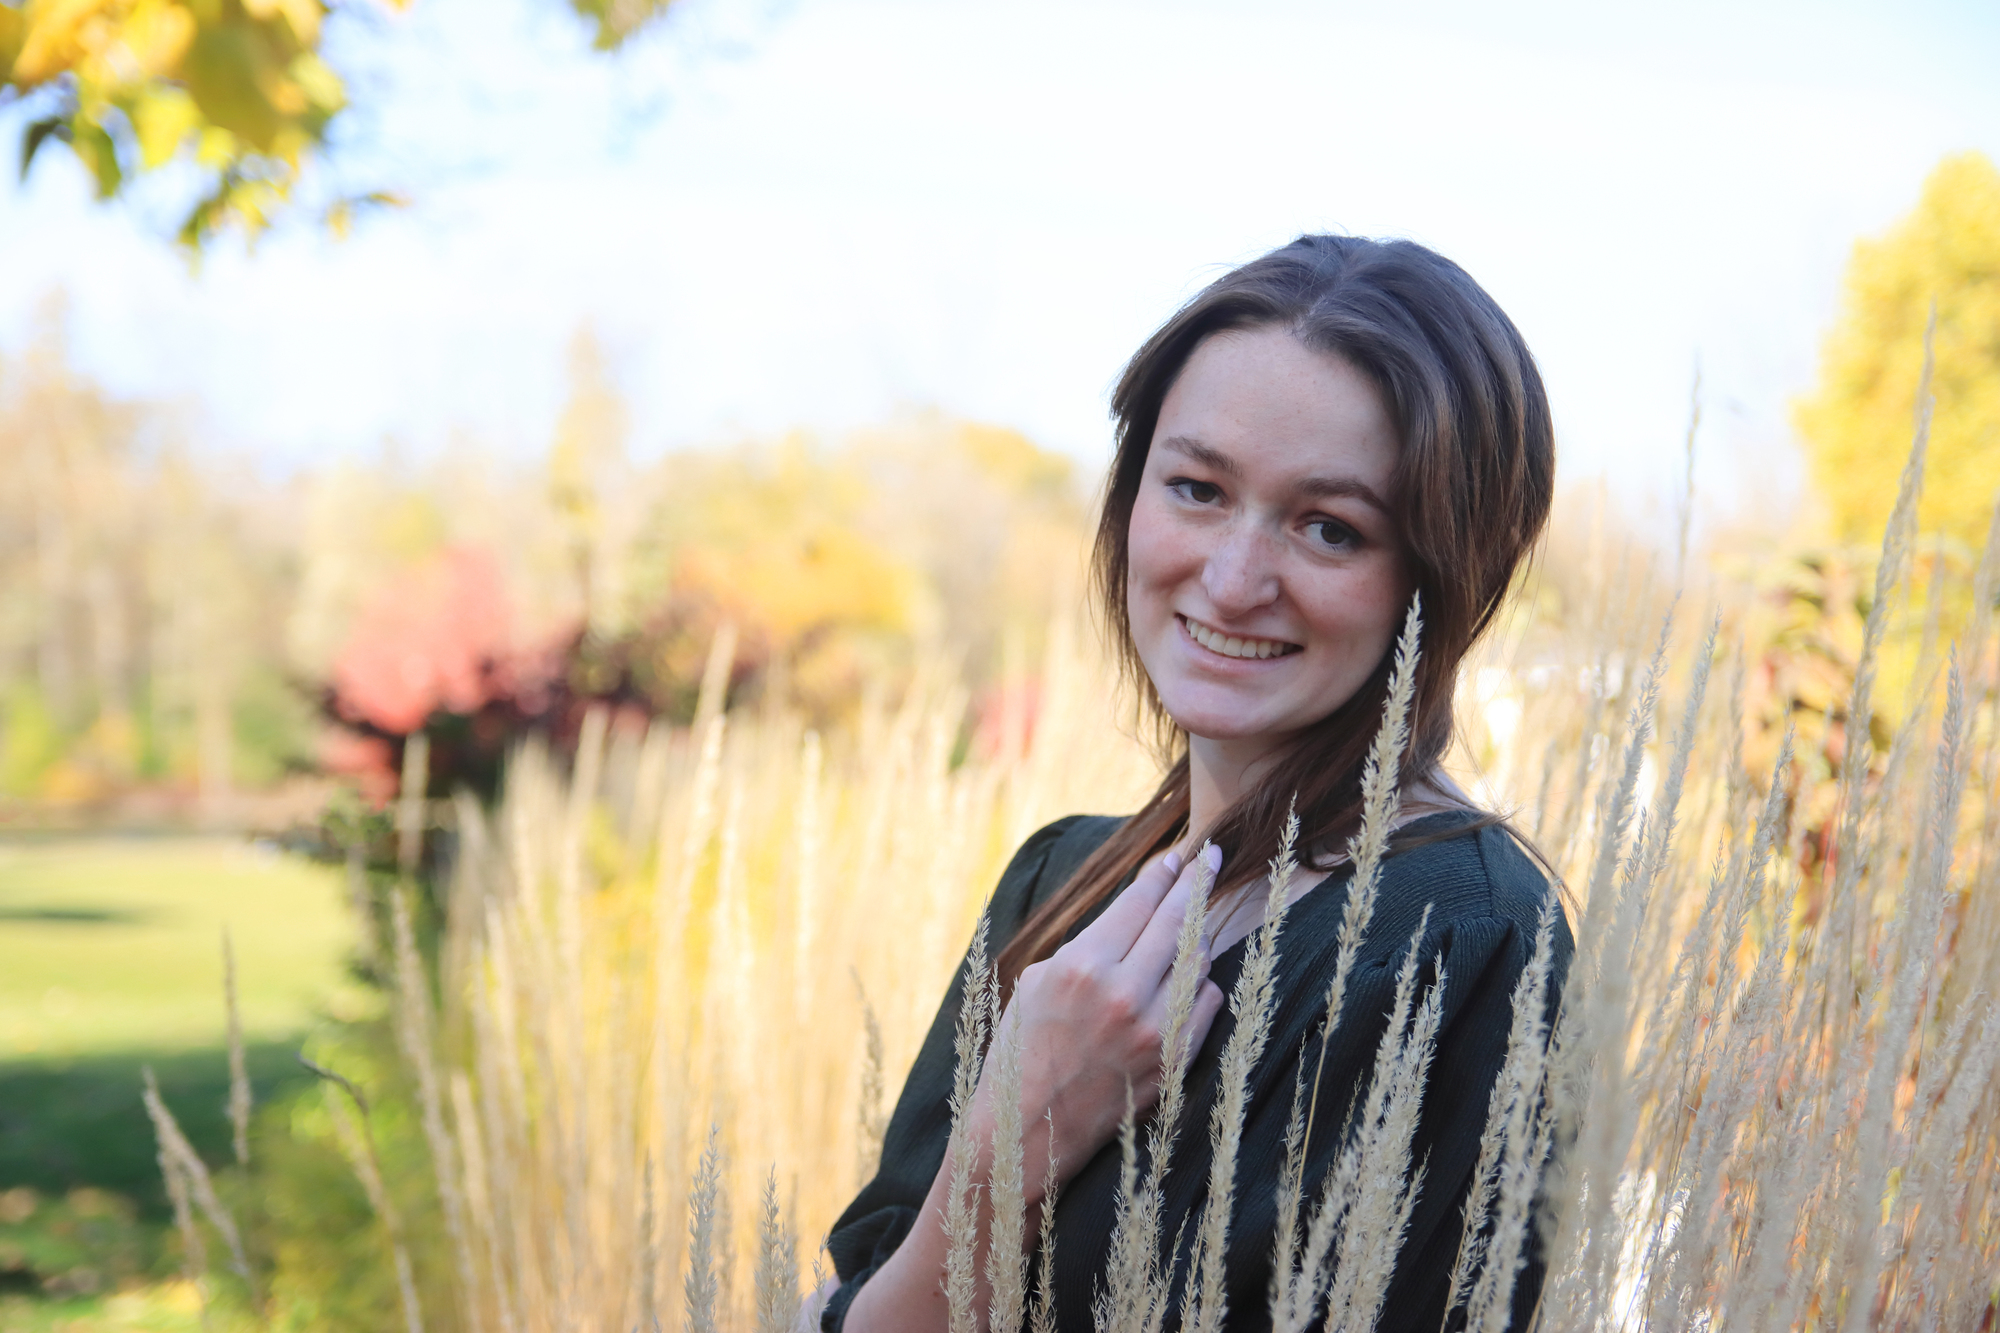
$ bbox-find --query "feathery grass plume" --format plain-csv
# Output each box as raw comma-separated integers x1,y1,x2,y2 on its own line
635,1154,658,1333
854,971,889,1187
144,1066,210,1316
1624,621,1719,1147
1265,1061,1310,1319
1450,894,1561,1333
399,729,431,876
1839,656,1970,1333
141,1065,258,1308
795,729,826,1024
1031,1112,1060,1333
1612,729,1793,1328
390,885,481,1332
942,916,995,1333
1097,841,1216,1333
222,927,251,1167
1631,615,1718,919
1094,1085,1145,1333
716,1148,740,1329
1321,912,1445,1333
1888,996,1994,1311
306,1056,427,1333
1900,1002,2000,1317
1537,613,1674,1322
1273,910,1439,1333
985,990,1030,1333
1963,498,2000,969
1822,312,1936,1052
1304,595,1424,1155
447,1066,514,1333
686,1126,724,1333
755,1168,800,1333
1186,805,1300,1333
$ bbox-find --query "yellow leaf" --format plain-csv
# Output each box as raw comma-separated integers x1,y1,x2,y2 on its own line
289,49,342,113
276,0,322,46
72,114,122,196
130,83,199,167
181,21,281,150
194,121,235,166
1,6,26,78
12,0,120,87
268,120,306,166
118,0,196,78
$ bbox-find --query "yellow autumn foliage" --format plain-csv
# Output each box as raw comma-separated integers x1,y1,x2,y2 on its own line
0,0,677,245
1796,151,2000,554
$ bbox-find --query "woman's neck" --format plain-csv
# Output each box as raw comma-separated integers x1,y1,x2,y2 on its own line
1184,732,1282,845
1182,731,1478,851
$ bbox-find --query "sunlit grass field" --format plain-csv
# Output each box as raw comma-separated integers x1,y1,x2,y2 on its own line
0,838,354,1061
0,838,355,1328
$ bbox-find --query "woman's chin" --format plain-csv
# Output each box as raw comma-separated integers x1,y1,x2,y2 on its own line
1168,710,1291,752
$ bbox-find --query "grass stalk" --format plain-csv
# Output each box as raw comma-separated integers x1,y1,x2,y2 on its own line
754,1169,800,1333
942,919,994,1333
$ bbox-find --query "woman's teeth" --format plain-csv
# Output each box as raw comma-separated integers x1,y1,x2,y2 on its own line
1182,617,1298,660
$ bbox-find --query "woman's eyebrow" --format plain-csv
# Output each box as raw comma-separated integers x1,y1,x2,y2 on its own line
1157,435,1238,476
1294,475,1392,514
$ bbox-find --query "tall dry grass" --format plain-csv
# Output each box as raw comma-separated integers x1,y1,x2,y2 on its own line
396,611,1158,1333
153,387,1999,1330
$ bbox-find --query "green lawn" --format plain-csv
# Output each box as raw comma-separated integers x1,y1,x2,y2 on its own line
0,836,360,1313
0,837,355,1060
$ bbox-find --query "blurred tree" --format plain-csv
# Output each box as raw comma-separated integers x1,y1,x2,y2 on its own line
0,308,315,812
548,329,634,641
0,0,681,248
1795,151,2000,554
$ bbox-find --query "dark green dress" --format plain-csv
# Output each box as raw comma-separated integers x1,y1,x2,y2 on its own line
823,810,1571,1333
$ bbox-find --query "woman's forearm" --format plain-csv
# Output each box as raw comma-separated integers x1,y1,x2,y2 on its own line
842,1101,1051,1333
841,1144,967,1333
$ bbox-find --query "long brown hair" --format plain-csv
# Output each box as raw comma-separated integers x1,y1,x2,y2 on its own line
996,235,1555,993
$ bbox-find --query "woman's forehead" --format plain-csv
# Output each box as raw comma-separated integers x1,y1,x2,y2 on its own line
1151,330,1400,498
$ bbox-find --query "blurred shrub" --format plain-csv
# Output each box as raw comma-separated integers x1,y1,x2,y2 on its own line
0,1186,158,1298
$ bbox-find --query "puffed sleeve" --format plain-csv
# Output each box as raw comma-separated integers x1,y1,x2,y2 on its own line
820,815,1100,1332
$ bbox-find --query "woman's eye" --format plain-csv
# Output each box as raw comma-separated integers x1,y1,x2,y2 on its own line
1170,478,1222,505
1307,519,1360,550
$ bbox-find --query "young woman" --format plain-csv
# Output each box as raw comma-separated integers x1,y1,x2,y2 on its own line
820,235,1569,1333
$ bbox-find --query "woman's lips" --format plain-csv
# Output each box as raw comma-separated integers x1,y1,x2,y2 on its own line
1179,614,1302,661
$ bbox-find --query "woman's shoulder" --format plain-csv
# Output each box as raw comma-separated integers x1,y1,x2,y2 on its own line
1376,808,1558,931
991,813,1127,924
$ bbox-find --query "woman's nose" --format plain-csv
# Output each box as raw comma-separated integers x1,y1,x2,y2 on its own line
1200,522,1281,614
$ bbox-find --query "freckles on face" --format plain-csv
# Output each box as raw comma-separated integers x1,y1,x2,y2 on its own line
1125,326,1411,757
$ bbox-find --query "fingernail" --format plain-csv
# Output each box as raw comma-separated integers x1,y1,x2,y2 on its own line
1162,850,1183,876
1202,843,1223,872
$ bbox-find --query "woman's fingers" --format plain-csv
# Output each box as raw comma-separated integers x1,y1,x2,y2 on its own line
1067,847,1184,960
1121,843,1222,982
1189,977,1226,1048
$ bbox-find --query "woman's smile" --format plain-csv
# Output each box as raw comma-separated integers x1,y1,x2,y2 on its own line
1176,613,1302,661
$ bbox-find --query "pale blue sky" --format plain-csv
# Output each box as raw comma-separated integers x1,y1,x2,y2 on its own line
3,0,1997,528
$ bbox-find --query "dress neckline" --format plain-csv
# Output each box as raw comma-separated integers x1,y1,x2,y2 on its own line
1204,807,1480,963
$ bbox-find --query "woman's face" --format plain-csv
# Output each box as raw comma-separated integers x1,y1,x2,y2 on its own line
1126,326,1411,760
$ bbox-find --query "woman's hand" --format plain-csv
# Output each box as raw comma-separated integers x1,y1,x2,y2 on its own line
980,843,1229,1194
840,846,1227,1333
